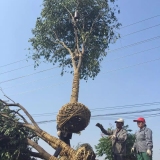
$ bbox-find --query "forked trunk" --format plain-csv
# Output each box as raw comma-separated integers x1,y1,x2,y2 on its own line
70,70,80,103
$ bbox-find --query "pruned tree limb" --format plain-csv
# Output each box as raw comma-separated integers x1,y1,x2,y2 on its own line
11,109,28,123
29,151,45,159
0,99,40,131
26,138,56,160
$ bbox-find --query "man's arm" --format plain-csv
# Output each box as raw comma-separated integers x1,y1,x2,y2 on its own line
145,128,153,150
96,123,113,135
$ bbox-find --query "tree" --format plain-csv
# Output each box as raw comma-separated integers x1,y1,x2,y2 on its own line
95,125,136,160
0,102,39,160
28,0,121,133
0,0,121,159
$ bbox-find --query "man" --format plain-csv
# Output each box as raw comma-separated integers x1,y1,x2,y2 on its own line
53,125,72,157
131,117,153,160
96,118,127,160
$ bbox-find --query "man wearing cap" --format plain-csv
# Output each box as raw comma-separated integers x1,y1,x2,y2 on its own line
131,117,153,160
96,118,127,160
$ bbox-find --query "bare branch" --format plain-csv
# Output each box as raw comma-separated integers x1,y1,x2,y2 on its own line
11,110,28,123
0,87,15,103
29,151,45,159
26,138,57,160
53,31,77,71
28,134,38,139
0,113,38,132
0,99,40,131
58,40,77,71
4,94,16,104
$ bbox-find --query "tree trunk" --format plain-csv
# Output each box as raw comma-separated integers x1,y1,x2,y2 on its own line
41,131,76,159
70,70,80,103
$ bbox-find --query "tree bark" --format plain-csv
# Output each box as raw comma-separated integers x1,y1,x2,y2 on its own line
41,131,76,159
26,138,56,160
70,70,80,103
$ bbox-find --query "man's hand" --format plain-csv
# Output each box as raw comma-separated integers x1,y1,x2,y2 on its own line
96,123,103,129
57,131,61,137
131,147,135,153
146,149,152,156
111,135,116,140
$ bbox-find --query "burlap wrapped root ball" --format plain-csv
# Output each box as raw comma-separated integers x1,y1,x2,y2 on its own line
57,103,91,133
75,143,96,160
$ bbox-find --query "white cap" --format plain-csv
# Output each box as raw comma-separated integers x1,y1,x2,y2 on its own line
115,118,124,123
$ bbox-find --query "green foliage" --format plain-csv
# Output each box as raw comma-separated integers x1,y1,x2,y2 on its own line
95,125,136,160
29,0,121,80
0,102,38,160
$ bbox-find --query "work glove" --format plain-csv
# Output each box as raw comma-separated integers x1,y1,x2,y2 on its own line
111,135,116,140
57,131,61,137
96,123,103,129
131,147,135,153
146,149,152,156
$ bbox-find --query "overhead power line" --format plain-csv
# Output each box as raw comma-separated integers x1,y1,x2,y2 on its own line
122,23,160,37
3,75,56,90
1,45,159,91
6,57,160,96
1,15,160,69
91,113,160,121
1,35,160,86
23,101,160,117
0,64,33,75
107,45,160,62
103,57,160,75
0,59,26,68
120,15,160,29
36,113,160,125
92,108,160,117
9,81,67,96
108,35,160,53
0,66,59,84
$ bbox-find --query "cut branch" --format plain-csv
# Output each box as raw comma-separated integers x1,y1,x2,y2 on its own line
29,151,45,159
26,138,57,160
11,110,28,123
0,99,40,131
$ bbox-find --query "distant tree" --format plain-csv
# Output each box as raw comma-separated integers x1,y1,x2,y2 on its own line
95,125,136,160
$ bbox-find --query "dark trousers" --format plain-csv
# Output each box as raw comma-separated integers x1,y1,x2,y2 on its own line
53,137,70,157
113,154,124,160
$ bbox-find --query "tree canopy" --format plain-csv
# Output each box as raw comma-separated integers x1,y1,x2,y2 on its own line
29,0,121,80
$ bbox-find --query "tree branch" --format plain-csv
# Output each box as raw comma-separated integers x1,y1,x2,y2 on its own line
11,109,28,123
58,40,77,71
53,31,77,71
29,151,45,159
0,99,40,131
26,138,57,160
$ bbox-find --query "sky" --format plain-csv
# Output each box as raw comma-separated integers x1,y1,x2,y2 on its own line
0,0,160,159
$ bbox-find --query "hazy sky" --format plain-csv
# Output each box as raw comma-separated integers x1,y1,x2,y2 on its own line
0,0,160,159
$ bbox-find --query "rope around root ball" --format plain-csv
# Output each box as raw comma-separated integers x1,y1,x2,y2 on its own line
57,102,91,133
75,143,96,160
